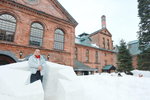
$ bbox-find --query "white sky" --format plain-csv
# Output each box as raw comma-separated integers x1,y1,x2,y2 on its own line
58,0,140,45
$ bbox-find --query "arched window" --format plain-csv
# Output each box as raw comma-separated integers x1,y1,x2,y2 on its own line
0,14,16,42
29,22,44,46
54,29,64,50
86,49,89,62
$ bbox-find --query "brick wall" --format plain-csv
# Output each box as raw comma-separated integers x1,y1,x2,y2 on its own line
132,56,138,69
0,0,76,66
90,29,113,50
75,44,117,72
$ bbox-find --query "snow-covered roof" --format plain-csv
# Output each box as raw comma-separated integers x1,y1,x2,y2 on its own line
128,40,141,56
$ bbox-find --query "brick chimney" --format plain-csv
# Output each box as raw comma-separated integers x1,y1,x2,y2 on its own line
101,15,106,29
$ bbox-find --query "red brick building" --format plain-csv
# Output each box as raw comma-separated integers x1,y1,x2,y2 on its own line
74,15,117,75
0,0,117,74
0,0,78,66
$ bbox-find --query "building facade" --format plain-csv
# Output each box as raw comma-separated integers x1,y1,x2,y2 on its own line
0,0,117,74
74,15,117,74
0,0,78,66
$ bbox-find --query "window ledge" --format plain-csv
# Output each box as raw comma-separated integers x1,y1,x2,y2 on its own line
52,49,65,52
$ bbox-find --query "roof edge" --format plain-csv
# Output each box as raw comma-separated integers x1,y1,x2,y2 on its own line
54,0,78,27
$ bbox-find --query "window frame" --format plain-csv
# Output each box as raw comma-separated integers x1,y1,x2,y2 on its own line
95,51,99,63
105,60,107,66
107,39,110,49
86,49,89,62
0,13,17,42
53,28,65,51
103,37,105,49
75,47,78,60
29,22,44,47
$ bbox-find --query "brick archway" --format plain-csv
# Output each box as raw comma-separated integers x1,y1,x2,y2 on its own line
0,54,16,65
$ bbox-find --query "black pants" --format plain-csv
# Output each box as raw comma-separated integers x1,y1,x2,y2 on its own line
30,71,43,83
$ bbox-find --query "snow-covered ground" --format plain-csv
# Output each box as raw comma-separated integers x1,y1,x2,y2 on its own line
132,70,150,78
0,61,150,100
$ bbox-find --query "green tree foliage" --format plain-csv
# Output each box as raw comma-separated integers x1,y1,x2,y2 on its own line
138,48,150,70
137,0,150,70
117,40,133,72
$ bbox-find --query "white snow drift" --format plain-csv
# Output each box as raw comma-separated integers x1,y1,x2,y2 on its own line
0,61,150,100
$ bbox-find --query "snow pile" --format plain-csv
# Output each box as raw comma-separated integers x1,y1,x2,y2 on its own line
43,61,84,100
0,61,84,100
0,62,44,100
132,70,150,78
79,74,150,100
0,61,150,100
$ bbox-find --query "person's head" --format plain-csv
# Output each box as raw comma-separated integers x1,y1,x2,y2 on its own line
34,49,40,56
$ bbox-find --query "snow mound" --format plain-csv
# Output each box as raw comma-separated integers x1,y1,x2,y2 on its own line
132,70,150,78
0,61,150,100
0,64,44,100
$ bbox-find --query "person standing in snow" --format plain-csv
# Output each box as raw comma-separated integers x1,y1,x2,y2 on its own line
28,49,46,83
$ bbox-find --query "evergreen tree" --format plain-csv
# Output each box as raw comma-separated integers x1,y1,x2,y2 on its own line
138,48,150,70
137,0,150,70
117,40,133,72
